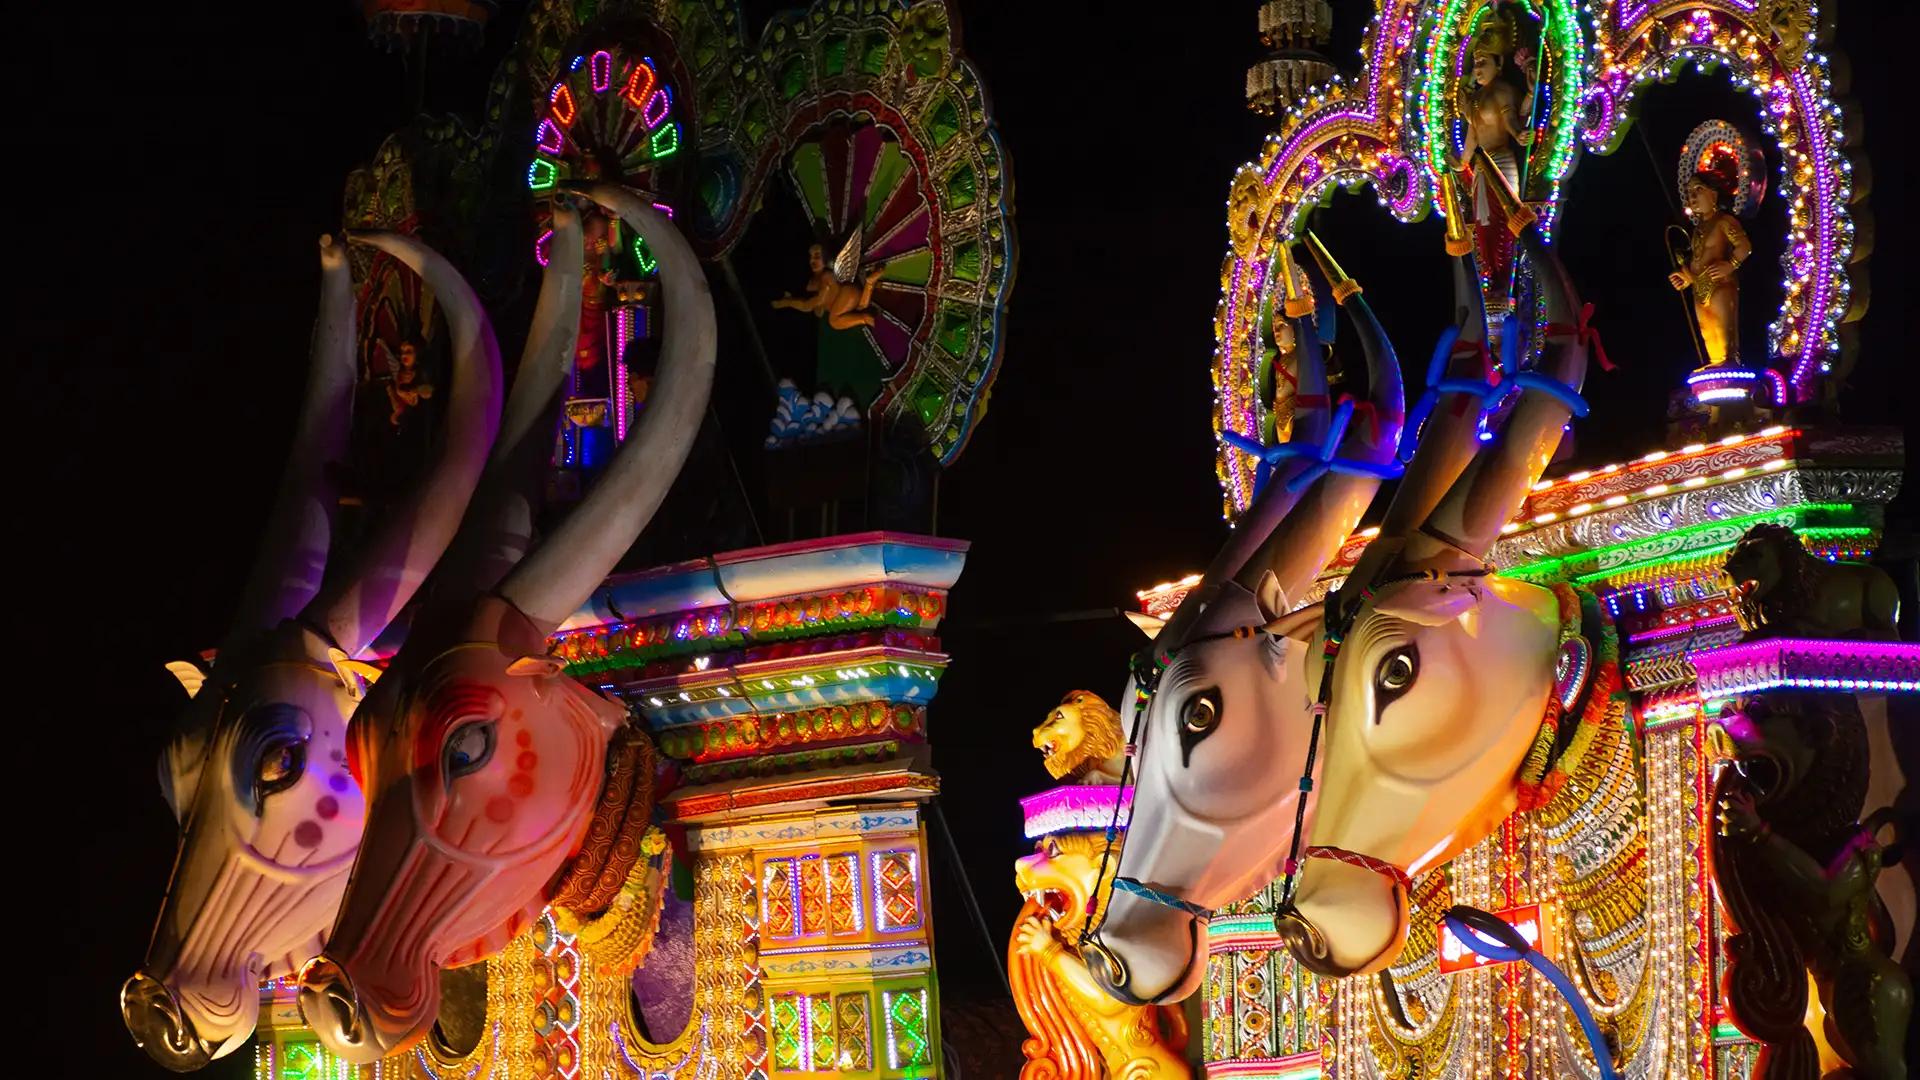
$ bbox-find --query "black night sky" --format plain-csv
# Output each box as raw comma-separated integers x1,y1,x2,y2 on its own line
18,2,1916,1074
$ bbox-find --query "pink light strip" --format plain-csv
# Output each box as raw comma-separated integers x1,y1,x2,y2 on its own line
1021,784,1133,838
1628,614,1739,646
1206,1051,1323,1078
1688,638,1920,699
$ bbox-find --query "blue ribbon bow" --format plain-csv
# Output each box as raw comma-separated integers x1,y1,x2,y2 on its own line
1223,397,1403,499
1399,314,1591,462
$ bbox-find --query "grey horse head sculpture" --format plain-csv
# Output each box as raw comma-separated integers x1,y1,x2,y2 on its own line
1081,235,1449,1005
122,230,501,1069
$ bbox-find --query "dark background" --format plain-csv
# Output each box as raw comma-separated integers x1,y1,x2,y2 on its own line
17,1,1913,1073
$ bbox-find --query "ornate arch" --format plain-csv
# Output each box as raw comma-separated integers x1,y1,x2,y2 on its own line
1212,0,1866,513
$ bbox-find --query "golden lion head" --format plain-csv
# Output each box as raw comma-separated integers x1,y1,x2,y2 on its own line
1032,690,1124,782
1014,831,1123,937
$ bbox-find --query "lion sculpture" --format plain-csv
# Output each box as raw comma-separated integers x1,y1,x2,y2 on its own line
1033,690,1128,784
1721,523,1901,640
1010,832,1191,1079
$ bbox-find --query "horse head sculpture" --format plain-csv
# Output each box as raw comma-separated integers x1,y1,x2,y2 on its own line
1278,227,1594,978
1081,236,1416,1006
122,227,512,1070
296,185,714,1063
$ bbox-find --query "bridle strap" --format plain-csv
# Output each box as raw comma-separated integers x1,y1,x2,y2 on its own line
1111,877,1213,920
1303,844,1413,894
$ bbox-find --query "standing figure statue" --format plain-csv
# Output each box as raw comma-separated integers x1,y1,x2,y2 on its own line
1669,161,1753,368
386,338,435,428
772,229,887,331
1447,5,1536,311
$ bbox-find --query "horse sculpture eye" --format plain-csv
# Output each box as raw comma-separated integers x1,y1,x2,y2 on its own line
1377,649,1418,693
445,722,497,780
1182,691,1220,734
255,739,305,806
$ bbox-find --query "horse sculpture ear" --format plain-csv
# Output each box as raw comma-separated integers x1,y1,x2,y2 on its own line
165,660,209,699
506,655,567,678
325,647,384,701
1373,580,1482,626
1123,611,1166,640
1263,602,1325,642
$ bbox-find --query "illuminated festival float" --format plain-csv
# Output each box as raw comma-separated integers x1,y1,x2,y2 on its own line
1008,1,1911,1079
121,0,1010,1077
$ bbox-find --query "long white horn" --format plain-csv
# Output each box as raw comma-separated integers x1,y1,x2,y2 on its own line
498,184,716,632
412,203,586,616
300,231,504,656
224,236,356,647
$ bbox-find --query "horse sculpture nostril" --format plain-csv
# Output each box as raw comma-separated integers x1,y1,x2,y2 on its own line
1082,941,1148,1006
1275,909,1354,978
297,956,371,1056
121,971,213,1072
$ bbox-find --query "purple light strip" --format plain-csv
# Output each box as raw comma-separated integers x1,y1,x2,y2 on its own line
1789,65,1835,398
1627,613,1738,646
1021,784,1135,838
1689,637,1920,699
1617,0,1756,32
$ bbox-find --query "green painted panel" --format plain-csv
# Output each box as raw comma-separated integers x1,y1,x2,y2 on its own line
942,164,976,211
881,249,932,286
820,34,848,76
949,241,981,283
862,142,912,229
790,142,831,225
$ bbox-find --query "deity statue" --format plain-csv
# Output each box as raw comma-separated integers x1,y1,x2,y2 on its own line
385,339,436,428
578,210,620,373
1445,5,1537,311
1451,10,1534,217
1668,162,1753,368
771,231,887,331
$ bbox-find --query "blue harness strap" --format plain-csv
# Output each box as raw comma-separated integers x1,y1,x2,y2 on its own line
1111,876,1213,920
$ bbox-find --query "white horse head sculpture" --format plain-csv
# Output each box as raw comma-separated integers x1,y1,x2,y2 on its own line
124,209,588,1071
1080,236,1425,1005
1278,227,1594,978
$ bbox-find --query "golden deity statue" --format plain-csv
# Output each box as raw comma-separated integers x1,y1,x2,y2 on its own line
1669,166,1753,368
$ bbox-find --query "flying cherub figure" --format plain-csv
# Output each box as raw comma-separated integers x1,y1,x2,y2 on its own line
771,228,887,331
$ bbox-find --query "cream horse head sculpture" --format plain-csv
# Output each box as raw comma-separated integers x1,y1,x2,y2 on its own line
123,208,588,1071
1276,226,1595,978
296,185,714,1064
1080,236,1446,1006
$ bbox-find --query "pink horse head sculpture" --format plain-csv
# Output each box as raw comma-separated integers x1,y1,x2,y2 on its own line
122,227,516,1071
1276,226,1595,978
1080,236,1432,1006
296,185,714,1063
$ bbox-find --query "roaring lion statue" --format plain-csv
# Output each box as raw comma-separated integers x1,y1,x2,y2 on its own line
1033,691,1127,784
1009,832,1191,1079
1721,523,1901,640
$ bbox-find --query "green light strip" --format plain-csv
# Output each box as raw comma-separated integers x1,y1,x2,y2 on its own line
1416,0,1584,206
1572,526,1873,586
1504,503,1857,582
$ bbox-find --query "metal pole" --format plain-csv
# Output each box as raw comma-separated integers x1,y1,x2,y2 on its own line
928,798,1013,998
715,255,781,393
1637,125,1709,368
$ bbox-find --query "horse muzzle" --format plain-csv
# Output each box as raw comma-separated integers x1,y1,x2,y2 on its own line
1083,915,1206,1005
297,955,415,1064
120,971,216,1072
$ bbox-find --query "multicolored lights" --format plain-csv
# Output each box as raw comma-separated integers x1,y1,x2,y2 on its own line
1216,0,1865,512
